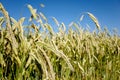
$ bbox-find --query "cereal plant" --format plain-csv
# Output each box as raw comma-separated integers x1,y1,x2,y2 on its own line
0,3,120,80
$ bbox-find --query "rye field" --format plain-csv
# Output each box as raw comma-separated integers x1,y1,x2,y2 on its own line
0,3,120,80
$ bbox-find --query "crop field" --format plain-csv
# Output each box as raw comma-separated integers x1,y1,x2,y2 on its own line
0,3,120,80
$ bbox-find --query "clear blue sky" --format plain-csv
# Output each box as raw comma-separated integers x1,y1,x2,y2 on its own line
0,0,120,33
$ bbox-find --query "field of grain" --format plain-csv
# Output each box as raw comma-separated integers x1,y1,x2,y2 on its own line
0,3,120,80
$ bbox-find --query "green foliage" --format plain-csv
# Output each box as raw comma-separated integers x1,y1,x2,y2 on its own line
0,3,120,80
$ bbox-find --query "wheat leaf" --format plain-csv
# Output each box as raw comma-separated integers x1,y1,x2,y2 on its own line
0,17,4,26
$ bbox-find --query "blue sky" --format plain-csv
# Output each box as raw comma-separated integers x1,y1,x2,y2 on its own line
0,0,120,33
